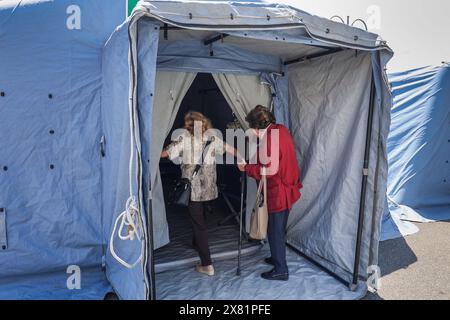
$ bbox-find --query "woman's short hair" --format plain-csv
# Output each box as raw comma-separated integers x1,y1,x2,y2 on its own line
184,111,213,135
245,105,276,129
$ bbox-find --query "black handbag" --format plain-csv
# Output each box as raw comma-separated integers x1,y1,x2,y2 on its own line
172,140,212,207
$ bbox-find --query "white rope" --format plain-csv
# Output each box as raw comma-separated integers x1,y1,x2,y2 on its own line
108,22,146,269
109,197,143,269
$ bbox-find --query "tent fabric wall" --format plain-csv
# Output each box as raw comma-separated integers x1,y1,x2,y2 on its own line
365,51,392,264
0,0,125,299
150,71,197,249
101,22,146,300
157,40,282,75
286,49,390,283
101,18,160,300
261,73,290,129
381,198,419,241
212,74,272,130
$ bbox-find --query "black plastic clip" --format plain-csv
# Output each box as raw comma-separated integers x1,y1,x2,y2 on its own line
100,136,106,158
0,208,7,251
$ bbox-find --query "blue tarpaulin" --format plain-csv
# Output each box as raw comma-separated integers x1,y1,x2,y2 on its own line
381,64,450,241
0,0,126,299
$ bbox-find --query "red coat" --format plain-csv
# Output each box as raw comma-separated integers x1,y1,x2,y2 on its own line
245,124,302,213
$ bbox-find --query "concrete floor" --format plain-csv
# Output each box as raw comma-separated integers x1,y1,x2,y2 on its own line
365,221,450,300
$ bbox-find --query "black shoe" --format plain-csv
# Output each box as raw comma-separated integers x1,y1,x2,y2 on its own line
261,269,289,281
264,257,275,266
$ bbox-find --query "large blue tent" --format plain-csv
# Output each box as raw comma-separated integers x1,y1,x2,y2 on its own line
381,64,450,241
1,0,393,300
0,0,127,299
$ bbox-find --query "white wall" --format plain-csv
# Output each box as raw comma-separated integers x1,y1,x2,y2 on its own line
277,0,450,72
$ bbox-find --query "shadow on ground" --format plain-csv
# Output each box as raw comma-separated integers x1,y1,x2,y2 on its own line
365,221,450,300
377,236,418,277
363,232,418,300
363,292,384,300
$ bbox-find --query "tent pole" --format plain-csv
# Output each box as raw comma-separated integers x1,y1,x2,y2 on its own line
286,243,350,287
236,171,245,276
236,136,249,276
146,182,157,300
204,33,229,46
283,48,343,66
351,73,377,290
133,22,156,300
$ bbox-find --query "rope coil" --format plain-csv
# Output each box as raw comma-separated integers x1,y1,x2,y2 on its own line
109,196,143,269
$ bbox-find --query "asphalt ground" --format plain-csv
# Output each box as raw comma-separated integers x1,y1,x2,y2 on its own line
364,220,450,300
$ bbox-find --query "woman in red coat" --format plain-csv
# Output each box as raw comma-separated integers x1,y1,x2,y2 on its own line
238,105,302,281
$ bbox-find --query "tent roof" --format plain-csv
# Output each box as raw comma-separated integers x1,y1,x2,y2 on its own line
136,0,392,52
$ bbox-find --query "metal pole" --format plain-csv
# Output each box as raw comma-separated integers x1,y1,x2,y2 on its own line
284,48,343,66
204,33,230,46
287,243,350,288
351,74,377,289
146,183,156,300
236,171,245,276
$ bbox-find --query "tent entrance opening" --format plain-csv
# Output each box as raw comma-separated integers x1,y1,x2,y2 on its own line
154,73,262,273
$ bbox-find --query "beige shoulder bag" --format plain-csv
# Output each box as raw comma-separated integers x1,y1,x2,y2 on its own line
249,167,268,240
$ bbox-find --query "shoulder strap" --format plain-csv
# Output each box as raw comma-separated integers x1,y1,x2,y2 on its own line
192,140,213,178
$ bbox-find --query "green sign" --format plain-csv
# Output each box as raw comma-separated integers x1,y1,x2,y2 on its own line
127,0,139,16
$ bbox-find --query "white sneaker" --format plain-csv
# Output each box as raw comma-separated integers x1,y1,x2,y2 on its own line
196,264,215,276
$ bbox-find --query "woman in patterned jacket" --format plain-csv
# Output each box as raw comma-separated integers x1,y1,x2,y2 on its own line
161,111,240,276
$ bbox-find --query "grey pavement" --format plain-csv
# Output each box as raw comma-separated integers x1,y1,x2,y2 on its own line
365,221,450,300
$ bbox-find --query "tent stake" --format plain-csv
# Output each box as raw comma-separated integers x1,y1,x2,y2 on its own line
351,73,377,290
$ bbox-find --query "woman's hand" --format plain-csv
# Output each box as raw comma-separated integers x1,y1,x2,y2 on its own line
237,163,246,172
224,143,237,158
224,143,246,164
161,150,169,159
